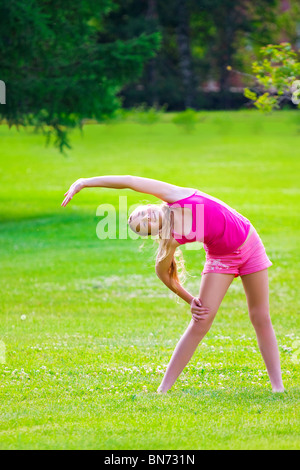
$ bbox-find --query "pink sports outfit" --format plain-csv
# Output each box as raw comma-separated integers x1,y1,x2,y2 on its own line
167,190,272,278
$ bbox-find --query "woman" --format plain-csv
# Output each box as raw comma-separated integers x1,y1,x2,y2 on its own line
61,175,284,393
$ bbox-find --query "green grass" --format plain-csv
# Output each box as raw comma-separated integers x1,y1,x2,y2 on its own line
0,109,299,449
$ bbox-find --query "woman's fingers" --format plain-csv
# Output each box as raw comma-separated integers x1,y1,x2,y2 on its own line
191,307,210,314
191,305,210,322
192,313,208,322
61,188,71,206
192,315,209,322
61,193,73,207
61,196,68,206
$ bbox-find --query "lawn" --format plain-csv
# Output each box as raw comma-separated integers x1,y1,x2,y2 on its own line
0,109,299,449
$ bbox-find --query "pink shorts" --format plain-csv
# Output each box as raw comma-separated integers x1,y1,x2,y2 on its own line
201,227,273,278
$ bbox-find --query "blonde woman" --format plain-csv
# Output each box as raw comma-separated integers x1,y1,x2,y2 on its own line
61,175,284,393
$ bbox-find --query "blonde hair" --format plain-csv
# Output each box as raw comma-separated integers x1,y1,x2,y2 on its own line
128,202,187,287
156,203,186,285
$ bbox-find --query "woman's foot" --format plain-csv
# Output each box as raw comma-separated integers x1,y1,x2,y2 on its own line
272,387,285,393
156,387,168,394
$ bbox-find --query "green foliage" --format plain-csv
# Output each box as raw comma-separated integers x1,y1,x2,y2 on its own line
0,0,161,153
127,104,167,125
99,0,280,111
244,42,300,113
172,108,199,133
253,93,280,114
244,88,258,102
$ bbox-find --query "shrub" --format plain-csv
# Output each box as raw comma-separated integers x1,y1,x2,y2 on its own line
172,108,199,133
128,104,166,125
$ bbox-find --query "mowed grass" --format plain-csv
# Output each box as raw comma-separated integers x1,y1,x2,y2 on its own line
0,110,299,450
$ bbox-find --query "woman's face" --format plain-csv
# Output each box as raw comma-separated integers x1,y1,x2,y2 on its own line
128,204,163,236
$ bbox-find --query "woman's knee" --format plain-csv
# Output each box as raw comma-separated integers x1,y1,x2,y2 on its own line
249,306,272,330
189,310,217,338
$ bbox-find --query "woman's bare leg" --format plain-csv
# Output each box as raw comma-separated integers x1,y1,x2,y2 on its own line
157,273,235,393
241,269,284,392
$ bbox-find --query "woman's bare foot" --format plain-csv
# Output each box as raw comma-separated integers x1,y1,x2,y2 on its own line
272,387,285,393
156,387,168,394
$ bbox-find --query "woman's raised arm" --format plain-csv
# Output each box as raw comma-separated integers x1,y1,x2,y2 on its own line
61,175,192,207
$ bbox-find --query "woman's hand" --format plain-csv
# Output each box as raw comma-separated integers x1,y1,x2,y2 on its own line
61,178,86,207
190,297,210,322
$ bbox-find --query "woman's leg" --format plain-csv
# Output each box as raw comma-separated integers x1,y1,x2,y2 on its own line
241,269,284,392
157,273,235,393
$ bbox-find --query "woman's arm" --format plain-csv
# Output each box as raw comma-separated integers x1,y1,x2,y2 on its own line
83,175,191,202
61,175,194,207
155,241,210,320
155,241,191,304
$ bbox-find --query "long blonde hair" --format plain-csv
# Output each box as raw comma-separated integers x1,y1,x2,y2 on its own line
156,203,186,285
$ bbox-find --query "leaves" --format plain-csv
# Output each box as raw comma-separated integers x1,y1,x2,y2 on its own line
0,1,161,153
244,42,300,113
172,108,199,133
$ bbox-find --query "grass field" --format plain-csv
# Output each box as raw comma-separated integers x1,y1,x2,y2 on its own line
0,110,299,449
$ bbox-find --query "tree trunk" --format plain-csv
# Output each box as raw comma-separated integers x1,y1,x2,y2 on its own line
218,22,234,109
146,0,159,107
175,0,195,109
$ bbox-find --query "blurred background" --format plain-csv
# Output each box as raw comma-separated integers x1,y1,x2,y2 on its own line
1,0,300,152
116,0,300,110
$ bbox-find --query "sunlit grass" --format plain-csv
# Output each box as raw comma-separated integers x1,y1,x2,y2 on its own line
0,110,299,449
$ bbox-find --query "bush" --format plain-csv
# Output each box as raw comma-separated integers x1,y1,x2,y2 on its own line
127,104,166,125
172,108,199,133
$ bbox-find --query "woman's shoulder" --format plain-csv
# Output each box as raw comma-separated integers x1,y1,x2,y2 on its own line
167,187,198,204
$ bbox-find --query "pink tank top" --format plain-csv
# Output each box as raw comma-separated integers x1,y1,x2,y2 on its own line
167,189,251,255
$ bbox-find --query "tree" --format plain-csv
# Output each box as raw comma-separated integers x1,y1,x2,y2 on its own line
146,0,160,107
243,42,300,112
191,0,279,108
0,0,161,153
176,0,195,108
115,0,282,110
269,0,300,47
